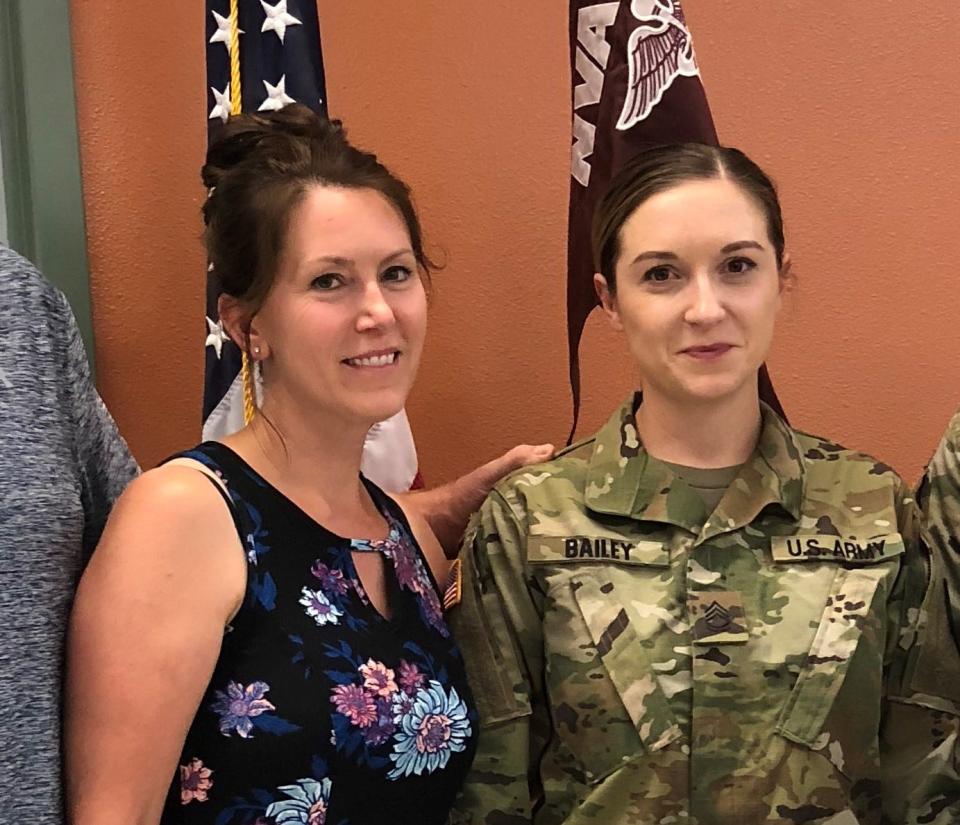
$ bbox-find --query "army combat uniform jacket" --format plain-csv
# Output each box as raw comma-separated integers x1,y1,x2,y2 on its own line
450,397,960,825
912,408,960,753
917,409,960,662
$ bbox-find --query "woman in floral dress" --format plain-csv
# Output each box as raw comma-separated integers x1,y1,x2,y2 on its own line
65,105,480,825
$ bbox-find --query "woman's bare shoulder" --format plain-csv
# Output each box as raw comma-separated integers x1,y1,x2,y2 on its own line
87,460,246,610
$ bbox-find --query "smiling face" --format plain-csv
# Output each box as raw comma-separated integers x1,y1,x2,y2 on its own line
245,184,427,428
595,176,786,407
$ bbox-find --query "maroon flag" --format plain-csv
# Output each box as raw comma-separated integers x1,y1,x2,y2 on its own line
567,0,784,440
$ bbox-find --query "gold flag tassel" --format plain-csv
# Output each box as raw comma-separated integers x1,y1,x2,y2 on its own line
242,351,257,424
228,0,242,118
227,0,256,425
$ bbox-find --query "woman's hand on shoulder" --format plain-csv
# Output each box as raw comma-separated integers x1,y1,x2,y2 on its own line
403,443,554,560
65,462,246,824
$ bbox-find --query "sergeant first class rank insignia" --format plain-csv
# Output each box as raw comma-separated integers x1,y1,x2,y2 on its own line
688,591,749,645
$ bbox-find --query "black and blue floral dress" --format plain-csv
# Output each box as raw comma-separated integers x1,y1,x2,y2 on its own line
159,442,478,825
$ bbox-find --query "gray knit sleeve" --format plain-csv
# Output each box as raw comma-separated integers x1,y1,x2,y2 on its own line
56,291,139,560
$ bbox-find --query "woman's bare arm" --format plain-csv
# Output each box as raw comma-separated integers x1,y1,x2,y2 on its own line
65,465,246,824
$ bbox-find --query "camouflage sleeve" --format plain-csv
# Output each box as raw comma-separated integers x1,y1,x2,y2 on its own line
881,475,960,823
916,412,960,651
448,490,543,824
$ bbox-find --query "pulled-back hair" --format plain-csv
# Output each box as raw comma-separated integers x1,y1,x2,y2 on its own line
592,144,785,291
202,103,434,311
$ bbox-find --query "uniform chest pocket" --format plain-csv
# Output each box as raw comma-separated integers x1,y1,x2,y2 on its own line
450,547,532,728
544,569,683,784
775,564,891,748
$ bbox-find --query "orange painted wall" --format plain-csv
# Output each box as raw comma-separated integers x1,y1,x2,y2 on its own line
72,1,960,481
70,1,206,470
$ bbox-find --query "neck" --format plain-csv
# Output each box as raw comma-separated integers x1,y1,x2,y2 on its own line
224,388,372,506
635,384,762,469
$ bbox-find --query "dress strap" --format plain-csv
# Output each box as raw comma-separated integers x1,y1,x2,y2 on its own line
160,445,252,562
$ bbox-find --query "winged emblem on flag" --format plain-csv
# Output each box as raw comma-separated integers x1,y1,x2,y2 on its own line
617,0,700,131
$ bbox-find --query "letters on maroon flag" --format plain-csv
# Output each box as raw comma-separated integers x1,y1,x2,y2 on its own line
567,1,784,439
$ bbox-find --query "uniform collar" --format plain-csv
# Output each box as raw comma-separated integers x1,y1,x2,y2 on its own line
584,393,805,537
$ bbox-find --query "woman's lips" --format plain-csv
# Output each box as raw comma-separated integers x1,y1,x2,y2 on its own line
681,343,733,361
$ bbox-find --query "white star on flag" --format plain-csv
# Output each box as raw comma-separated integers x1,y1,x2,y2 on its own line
258,75,296,111
205,316,230,360
208,83,232,124
260,0,302,43
209,10,243,52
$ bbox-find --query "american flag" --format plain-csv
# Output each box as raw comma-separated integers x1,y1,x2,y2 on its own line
202,0,421,491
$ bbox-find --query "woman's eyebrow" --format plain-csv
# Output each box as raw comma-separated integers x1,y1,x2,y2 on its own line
721,240,765,254
630,250,679,265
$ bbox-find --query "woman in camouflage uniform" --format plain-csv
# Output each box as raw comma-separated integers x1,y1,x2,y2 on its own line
451,144,959,825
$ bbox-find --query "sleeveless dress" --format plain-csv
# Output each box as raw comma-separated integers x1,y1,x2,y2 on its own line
159,442,478,825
